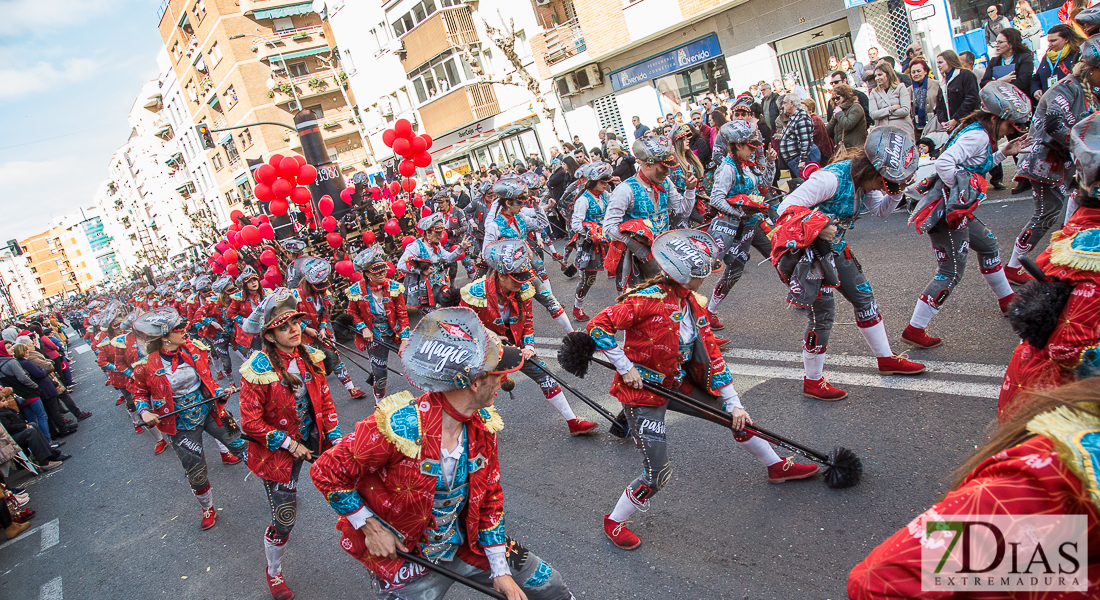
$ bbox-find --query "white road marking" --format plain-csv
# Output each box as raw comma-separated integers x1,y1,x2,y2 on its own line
720,348,1006,378
40,519,59,552
0,518,59,552
40,576,62,600
73,345,90,354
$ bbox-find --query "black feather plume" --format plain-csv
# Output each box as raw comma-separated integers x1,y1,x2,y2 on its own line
1008,279,1073,348
331,313,357,344
823,447,862,489
440,286,462,308
558,332,596,378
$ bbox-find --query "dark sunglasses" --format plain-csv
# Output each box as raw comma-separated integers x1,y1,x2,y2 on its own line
505,199,525,206
367,263,388,274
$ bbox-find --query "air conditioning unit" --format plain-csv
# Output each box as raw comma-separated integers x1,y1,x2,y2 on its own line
574,64,601,90
555,74,577,97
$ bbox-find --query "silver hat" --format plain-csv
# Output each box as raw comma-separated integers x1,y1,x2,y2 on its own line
211,275,233,293
979,81,1032,125
632,136,676,166
1077,9,1100,35
1082,34,1100,68
864,125,919,183
1070,112,1100,196
241,287,304,335
193,275,213,292
586,161,613,181
119,309,143,332
280,238,307,254
133,307,184,338
401,307,523,392
481,239,535,282
714,120,761,151
288,256,331,288
353,246,386,271
492,176,527,199
651,229,718,285
235,265,259,286
418,213,445,231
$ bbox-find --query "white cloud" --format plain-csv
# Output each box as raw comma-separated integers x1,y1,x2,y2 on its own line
0,0,113,38
0,58,99,98
0,158,101,242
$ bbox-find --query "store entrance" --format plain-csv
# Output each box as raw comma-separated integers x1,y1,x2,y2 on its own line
776,33,854,117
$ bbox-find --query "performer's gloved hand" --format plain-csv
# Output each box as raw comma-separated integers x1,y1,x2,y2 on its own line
621,366,643,389
492,575,528,600
360,517,408,559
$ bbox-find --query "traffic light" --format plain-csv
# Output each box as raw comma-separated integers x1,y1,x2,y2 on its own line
194,123,215,150
6,240,21,256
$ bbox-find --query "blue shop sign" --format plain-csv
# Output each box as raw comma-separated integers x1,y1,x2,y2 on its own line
610,34,722,92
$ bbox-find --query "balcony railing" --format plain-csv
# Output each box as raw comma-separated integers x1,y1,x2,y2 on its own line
270,69,347,102
417,82,499,138
255,25,328,62
543,17,586,66
336,150,370,170
400,6,478,72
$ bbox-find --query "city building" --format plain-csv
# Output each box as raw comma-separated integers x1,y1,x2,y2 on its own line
19,225,97,304
0,254,39,317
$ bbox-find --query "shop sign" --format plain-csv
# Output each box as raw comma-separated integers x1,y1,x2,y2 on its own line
910,3,935,20
610,35,722,92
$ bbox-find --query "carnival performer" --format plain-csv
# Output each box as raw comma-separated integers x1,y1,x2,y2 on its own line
903,82,1032,348
705,121,777,331
238,288,342,600
110,309,170,455
433,189,470,285
463,181,494,277
568,161,614,322
95,302,136,414
999,113,1100,422
774,126,926,401
175,280,196,322
1005,36,1100,283
227,266,268,359
346,246,410,404
290,255,367,399
669,124,710,228
848,378,1100,598
310,308,576,600
583,229,818,550
484,175,575,333
132,308,247,530
461,239,599,436
398,213,471,314
602,136,694,291
193,275,231,379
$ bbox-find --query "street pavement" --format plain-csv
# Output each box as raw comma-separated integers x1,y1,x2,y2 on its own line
0,186,1040,599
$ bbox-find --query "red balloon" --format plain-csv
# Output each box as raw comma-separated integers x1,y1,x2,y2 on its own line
260,250,278,266
350,272,364,283
326,232,344,248
228,222,242,232
319,195,334,217
289,186,311,206
210,263,224,274
271,178,293,199
264,265,283,285
269,199,289,216
394,119,413,138
440,231,448,246
382,129,397,148
259,223,275,240
293,155,306,167
279,156,300,178
334,260,354,278
413,152,432,168
268,154,285,168
400,235,415,249
297,164,317,185
369,186,382,198
250,215,262,225
256,163,278,185
421,134,433,150
261,278,275,289
322,216,338,232
398,160,415,177
339,188,354,205
412,197,424,209
258,214,270,223
384,219,401,235
362,230,376,245
241,225,262,246
255,184,273,202
392,137,410,158
392,200,406,218
215,241,228,253
226,264,240,277
410,136,427,155
223,249,238,264
421,206,431,218
230,209,245,223
212,252,224,265
388,181,401,194
402,177,417,192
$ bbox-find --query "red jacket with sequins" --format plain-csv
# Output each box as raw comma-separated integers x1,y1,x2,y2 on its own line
345,279,411,346
459,275,537,349
192,295,228,340
227,290,265,348
131,340,229,436
294,287,333,347
97,335,130,389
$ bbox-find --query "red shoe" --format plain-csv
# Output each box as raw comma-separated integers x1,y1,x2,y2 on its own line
713,336,732,348
767,457,820,483
877,355,926,375
115,396,125,406
134,424,144,434
901,324,941,349
1004,265,1034,285
220,451,241,465
347,388,367,400
603,515,641,550
707,311,725,331
266,570,294,600
803,377,848,401
215,371,226,380
200,507,217,530
567,418,599,436
572,306,590,322
999,293,1016,317
154,440,168,455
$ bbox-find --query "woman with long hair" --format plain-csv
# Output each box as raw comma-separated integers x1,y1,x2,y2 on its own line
568,162,615,322
826,83,869,150
1015,0,1044,55
868,62,915,138
239,288,341,600
227,267,268,359
903,82,1032,349
773,126,926,402
132,307,246,530
1032,23,1086,101
290,256,366,399
670,123,709,227
346,246,410,404
193,275,235,379
934,50,982,134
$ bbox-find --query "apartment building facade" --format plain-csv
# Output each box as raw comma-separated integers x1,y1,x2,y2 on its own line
19,226,98,304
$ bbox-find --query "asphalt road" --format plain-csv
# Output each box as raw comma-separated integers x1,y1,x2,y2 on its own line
0,185,1041,600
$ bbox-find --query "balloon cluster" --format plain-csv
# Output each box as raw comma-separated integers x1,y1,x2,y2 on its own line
253,154,317,218
207,210,281,287
381,118,432,194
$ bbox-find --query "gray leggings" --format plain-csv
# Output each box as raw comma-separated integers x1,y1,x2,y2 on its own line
919,217,1002,310
518,358,562,400
167,413,246,494
531,268,565,319
368,339,395,398
370,541,573,600
1014,182,1068,259
804,247,880,351
710,219,772,307
262,453,309,543
210,333,232,375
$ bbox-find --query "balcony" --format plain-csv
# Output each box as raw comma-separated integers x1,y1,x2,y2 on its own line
270,69,347,103
400,6,478,73
241,0,313,16
336,149,370,171
543,17,586,66
288,110,360,148
254,25,328,62
417,82,499,138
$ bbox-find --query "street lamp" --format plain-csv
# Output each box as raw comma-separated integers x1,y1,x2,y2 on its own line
229,33,302,111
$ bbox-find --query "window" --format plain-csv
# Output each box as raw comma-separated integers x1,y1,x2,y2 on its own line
212,154,224,171
171,41,181,62
273,17,295,32
222,138,239,162
192,0,206,23
238,128,253,149
409,50,465,103
303,104,324,119
224,85,237,108
208,42,222,66
237,180,254,202
327,146,340,162
225,190,240,206
288,62,309,78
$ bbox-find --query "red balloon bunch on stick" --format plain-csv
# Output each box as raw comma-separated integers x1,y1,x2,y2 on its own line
381,119,432,186
254,153,317,217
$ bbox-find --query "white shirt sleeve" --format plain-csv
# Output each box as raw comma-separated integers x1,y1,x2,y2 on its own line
718,383,743,410
485,545,510,578
935,128,1007,188
861,190,902,218
602,183,635,242
483,219,501,246
603,346,634,374
345,506,375,530
571,195,589,234
777,170,840,217
396,243,419,274
667,178,694,219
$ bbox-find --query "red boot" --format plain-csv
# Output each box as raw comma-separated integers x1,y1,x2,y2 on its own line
1004,265,1034,285
713,336,732,348
266,570,294,600
877,355,926,375
803,377,847,401
901,324,941,349
200,506,217,530
568,418,599,436
215,371,226,380
572,306,590,322
767,457,820,483
998,293,1016,317
603,515,641,550
115,395,125,406
154,440,168,455
134,424,144,434
220,451,241,465
707,311,725,330
347,388,367,400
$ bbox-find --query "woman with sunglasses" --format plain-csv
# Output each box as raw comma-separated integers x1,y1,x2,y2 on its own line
194,275,236,379
227,266,268,360
569,162,615,322
346,246,410,404
704,120,776,333
290,256,367,400
398,213,471,315
902,82,1032,350
239,289,342,600
132,307,246,531
774,126,926,402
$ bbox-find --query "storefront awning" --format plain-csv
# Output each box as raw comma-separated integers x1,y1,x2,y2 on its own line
234,173,250,186
251,2,314,20
217,132,232,145
268,46,332,61
207,94,221,108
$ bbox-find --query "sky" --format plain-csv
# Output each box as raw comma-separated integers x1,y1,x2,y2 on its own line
0,0,164,245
